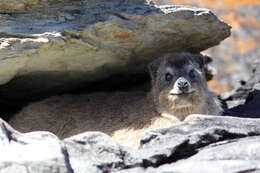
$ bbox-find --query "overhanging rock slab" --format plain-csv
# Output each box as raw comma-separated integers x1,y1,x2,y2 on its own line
0,0,231,101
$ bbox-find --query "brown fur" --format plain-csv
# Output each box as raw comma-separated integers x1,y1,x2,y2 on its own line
9,52,221,148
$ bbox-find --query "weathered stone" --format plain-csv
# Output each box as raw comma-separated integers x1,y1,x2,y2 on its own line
223,83,260,118
219,51,260,111
124,136,260,173
0,0,231,101
118,160,260,173
0,118,70,173
3,114,260,172
138,114,260,167
116,115,260,173
63,132,142,173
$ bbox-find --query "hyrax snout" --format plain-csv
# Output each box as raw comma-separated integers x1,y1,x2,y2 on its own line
149,52,221,120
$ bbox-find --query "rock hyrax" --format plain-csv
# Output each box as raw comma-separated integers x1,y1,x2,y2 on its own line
149,52,221,121
9,52,221,148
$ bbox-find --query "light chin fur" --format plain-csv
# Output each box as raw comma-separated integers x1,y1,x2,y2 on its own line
158,90,205,121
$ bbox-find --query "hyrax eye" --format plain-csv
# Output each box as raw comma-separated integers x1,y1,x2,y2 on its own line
189,69,196,79
165,73,173,81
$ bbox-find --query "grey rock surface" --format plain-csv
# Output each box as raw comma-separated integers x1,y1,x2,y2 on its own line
2,113,260,173
223,83,260,118
118,161,260,173
221,55,260,116
0,119,70,173
0,0,231,101
63,132,142,173
138,114,260,167
118,136,260,173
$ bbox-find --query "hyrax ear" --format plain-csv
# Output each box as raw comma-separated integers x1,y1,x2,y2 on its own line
204,65,217,81
190,53,213,69
148,57,162,83
190,53,215,81
203,55,213,64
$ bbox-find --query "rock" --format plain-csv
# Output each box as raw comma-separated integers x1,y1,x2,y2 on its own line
119,160,260,173
182,136,260,161
220,53,260,115
150,136,260,173
138,114,260,167
0,118,70,173
63,132,142,173
2,114,260,172
116,115,260,173
135,136,260,173
0,0,40,13
0,117,141,173
0,1,231,102
223,83,260,118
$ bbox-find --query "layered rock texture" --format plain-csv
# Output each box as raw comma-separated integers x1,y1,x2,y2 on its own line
0,0,230,103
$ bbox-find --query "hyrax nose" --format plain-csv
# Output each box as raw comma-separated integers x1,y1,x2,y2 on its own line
177,77,189,91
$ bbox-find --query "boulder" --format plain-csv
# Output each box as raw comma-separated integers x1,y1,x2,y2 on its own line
221,56,260,116
0,0,231,102
63,132,142,173
0,117,140,173
138,114,260,167
116,115,260,173
3,113,260,173
223,83,260,118
118,136,260,173
0,119,69,173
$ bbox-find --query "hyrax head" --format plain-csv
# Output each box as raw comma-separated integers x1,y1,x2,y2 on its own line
148,52,210,120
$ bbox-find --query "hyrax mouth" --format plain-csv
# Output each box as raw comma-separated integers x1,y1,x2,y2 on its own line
166,89,200,109
170,90,195,97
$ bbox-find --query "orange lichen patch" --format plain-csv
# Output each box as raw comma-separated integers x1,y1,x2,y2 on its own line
114,33,135,39
208,79,231,94
173,0,260,9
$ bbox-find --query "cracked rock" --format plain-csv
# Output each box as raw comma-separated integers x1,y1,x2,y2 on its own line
118,136,260,173
63,132,142,173
138,114,260,167
2,114,260,172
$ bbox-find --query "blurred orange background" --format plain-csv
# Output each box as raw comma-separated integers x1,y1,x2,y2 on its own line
174,0,260,8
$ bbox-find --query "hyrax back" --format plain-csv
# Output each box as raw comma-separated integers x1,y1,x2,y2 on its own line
9,52,221,148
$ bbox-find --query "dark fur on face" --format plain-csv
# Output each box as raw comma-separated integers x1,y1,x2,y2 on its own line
148,52,209,120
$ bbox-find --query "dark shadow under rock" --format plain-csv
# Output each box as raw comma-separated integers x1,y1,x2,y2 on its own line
223,83,260,118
